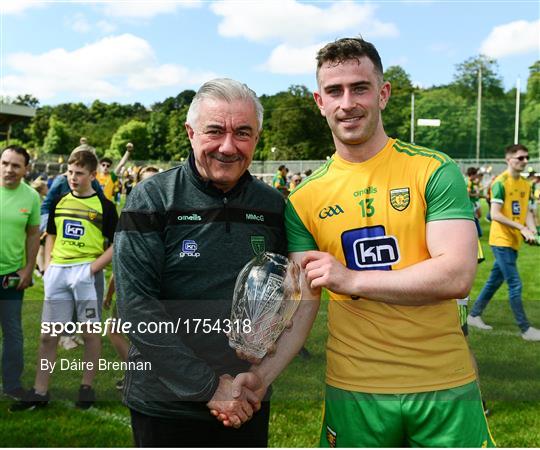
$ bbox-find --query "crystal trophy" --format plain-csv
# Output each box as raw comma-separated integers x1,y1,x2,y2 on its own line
229,252,302,358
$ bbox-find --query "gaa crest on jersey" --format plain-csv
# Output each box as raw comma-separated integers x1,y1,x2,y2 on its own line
251,236,265,256
390,187,410,211
88,210,98,221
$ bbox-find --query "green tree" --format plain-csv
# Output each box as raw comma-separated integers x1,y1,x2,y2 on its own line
383,65,414,140
165,106,191,161
42,116,74,154
262,85,332,160
414,88,476,158
521,61,540,154
453,55,505,98
109,120,150,160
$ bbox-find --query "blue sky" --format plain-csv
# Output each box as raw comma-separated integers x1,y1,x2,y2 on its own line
1,1,538,106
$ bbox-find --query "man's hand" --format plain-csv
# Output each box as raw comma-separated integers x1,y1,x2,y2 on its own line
302,251,351,294
15,267,33,290
209,372,267,428
206,374,259,428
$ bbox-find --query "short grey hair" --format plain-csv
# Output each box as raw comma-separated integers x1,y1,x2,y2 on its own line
186,78,264,131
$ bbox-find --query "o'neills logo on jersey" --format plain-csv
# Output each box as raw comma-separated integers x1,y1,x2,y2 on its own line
319,205,344,219
177,213,202,222
390,187,410,211
246,213,264,222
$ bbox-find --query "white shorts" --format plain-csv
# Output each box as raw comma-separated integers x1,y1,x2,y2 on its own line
42,263,101,323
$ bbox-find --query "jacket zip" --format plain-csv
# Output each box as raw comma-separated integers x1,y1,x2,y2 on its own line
223,197,230,233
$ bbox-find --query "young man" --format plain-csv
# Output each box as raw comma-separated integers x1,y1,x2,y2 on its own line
11,150,118,411
0,146,41,400
468,144,539,340
272,164,289,196
218,38,495,447
96,142,132,201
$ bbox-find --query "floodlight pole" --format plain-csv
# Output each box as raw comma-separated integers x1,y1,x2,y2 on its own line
410,92,415,143
475,66,482,165
514,77,521,145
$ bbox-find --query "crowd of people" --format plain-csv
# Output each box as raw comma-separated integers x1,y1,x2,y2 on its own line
1,36,539,447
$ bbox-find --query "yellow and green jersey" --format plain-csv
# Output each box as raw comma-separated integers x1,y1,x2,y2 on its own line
96,172,119,201
489,170,531,250
286,138,476,394
47,192,118,265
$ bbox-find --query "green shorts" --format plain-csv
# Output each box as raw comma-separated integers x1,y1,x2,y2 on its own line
320,381,495,448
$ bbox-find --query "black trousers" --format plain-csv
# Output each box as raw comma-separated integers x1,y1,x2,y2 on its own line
130,402,270,447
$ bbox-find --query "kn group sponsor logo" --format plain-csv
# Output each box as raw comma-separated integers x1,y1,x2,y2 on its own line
512,201,521,216
342,225,400,270
63,220,85,240
179,239,200,258
390,187,410,211
319,204,344,219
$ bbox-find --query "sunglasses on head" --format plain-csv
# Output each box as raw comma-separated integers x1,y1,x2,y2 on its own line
513,155,529,161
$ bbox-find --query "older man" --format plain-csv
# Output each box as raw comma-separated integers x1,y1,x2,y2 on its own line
113,78,286,447
0,146,41,400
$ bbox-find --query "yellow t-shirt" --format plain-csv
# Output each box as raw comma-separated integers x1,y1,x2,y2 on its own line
96,172,118,201
286,138,476,394
489,170,531,250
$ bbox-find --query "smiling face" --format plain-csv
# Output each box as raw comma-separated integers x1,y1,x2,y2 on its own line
314,57,390,160
185,98,259,192
0,149,28,189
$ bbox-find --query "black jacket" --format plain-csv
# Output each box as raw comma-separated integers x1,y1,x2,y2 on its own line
114,155,286,419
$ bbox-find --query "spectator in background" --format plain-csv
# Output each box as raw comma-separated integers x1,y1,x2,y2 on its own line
272,164,289,197
96,142,132,202
289,173,302,191
468,144,540,341
0,146,41,401
466,167,483,236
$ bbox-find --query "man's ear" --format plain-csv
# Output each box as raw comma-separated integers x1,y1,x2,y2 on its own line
313,91,326,117
185,123,195,140
379,81,391,111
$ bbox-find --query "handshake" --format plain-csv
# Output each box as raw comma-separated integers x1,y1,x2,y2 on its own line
207,371,267,428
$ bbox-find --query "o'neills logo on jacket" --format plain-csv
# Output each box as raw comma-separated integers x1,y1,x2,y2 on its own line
177,213,202,222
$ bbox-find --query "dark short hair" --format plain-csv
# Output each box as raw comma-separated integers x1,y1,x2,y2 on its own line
68,150,98,172
278,164,286,171
3,145,30,165
100,157,113,165
316,37,384,85
466,167,478,176
505,144,528,157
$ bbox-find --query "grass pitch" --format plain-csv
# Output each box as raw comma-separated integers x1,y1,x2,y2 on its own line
0,211,538,447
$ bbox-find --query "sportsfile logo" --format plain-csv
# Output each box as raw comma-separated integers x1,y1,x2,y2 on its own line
318,204,344,219
342,225,400,270
179,239,200,258
63,220,85,240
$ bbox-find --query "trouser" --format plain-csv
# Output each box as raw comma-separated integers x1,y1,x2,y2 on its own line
470,245,530,332
130,402,270,447
0,281,24,392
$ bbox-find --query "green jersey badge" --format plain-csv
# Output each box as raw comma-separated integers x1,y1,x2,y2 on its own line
390,187,410,211
251,236,266,255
